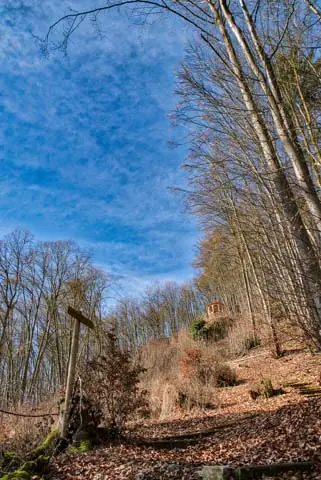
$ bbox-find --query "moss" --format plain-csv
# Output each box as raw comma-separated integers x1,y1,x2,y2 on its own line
1,431,57,480
35,455,49,466
27,428,60,461
78,439,91,452
2,454,18,461
0,470,30,480
0,461,34,480
0,449,50,480
1,453,20,468
9,470,30,480
19,462,35,473
33,429,59,454
67,439,92,455
21,456,49,473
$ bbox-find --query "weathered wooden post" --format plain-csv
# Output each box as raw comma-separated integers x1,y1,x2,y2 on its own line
61,306,94,438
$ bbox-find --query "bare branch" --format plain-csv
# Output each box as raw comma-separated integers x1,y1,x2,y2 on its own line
44,0,215,53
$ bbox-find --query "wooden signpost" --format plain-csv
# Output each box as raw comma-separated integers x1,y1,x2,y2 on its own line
61,306,94,437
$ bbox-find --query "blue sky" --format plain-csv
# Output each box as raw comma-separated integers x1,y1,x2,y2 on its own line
0,1,200,297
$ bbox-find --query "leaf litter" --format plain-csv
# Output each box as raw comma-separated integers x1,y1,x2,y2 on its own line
49,347,321,479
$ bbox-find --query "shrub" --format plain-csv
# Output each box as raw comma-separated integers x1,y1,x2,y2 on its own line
139,329,237,418
212,362,238,387
179,347,202,379
249,377,284,400
208,316,234,341
227,317,266,357
153,380,216,416
190,316,234,342
177,385,216,411
244,334,261,351
83,331,149,434
189,317,208,341
260,378,274,399
180,347,238,387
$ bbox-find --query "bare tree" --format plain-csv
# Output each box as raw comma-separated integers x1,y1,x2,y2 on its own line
43,1,321,348
0,230,111,407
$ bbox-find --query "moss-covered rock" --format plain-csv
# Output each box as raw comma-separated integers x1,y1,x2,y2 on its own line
0,454,50,479
0,431,55,480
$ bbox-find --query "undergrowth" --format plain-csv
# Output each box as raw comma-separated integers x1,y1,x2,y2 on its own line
138,330,238,417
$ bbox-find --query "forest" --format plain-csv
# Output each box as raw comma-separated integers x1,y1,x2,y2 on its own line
1,0,321,479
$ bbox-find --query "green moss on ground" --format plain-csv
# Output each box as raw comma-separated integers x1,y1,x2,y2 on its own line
2,453,18,462
67,439,92,455
1,452,20,468
1,469,31,480
0,429,58,480
0,455,50,480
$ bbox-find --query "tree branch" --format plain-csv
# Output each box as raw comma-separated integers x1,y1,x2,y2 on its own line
44,0,215,52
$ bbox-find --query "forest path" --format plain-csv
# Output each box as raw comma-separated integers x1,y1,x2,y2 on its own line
50,346,321,480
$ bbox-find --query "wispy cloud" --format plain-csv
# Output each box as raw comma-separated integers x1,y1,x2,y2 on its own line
0,1,199,294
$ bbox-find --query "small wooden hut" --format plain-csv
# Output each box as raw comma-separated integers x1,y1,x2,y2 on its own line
206,300,224,320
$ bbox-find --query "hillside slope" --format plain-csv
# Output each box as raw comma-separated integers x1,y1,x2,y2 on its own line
49,346,321,480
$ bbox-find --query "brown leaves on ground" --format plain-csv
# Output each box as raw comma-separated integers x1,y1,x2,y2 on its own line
50,397,321,479
49,348,321,479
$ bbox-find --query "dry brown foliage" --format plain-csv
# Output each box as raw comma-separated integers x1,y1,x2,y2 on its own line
0,400,57,455
138,329,237,418
82,331,149,433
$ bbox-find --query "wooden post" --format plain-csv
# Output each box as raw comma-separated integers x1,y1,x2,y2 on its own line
61,306,94,438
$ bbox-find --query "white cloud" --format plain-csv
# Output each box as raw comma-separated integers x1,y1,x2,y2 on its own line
0,0,200,294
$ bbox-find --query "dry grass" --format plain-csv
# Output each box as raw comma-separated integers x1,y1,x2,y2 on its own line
137,313,319,422
138,329,237,418
0,399,58,454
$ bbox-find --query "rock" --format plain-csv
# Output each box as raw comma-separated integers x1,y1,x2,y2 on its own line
197,465,234,480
